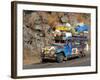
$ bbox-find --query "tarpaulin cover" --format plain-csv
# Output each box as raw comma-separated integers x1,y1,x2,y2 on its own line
75,24,89,32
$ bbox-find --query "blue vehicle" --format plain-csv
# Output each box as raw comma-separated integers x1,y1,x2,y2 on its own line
42,36,87,63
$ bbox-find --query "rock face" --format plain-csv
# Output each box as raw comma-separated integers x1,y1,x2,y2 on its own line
23,12,54,64
23,11,91,65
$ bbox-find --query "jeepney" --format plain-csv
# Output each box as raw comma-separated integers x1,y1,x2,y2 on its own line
41,35,88,63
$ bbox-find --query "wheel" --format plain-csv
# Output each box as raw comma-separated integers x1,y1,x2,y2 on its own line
56,53,64,63
79,51,86,57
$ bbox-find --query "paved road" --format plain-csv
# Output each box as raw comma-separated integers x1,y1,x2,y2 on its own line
23,53,91,69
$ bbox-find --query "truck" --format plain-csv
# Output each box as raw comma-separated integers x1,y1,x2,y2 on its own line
41,35,88,63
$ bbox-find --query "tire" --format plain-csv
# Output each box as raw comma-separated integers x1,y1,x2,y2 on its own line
56,53,64,63
79,51,86,58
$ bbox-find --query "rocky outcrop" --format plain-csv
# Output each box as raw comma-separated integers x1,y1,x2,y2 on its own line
23,11,90,65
